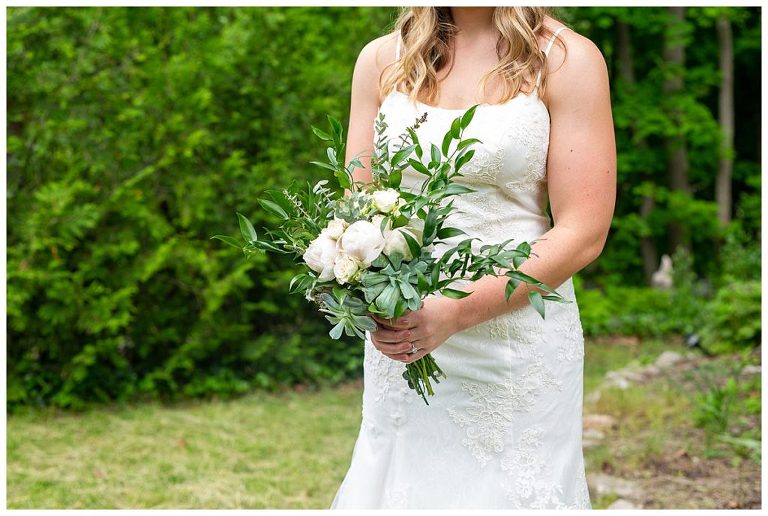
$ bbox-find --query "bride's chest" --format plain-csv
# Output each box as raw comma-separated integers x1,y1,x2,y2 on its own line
378,92,551,192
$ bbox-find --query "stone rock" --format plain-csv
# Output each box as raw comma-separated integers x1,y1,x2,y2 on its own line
588,473,642,499
741,365,761,376
608,498,641,510
641,365,661,377
586,390,602,404
582,428,605,448
583,414,618,431
621,369,646,382
604,371,630,390
654,350,685,369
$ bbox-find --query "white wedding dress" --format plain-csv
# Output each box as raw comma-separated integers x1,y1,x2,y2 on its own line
331,26,592,510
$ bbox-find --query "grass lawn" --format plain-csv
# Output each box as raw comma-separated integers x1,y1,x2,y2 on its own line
7,336,761,509
7,384,363,509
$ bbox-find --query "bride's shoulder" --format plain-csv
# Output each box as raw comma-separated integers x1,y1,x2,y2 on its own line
542,20,605,68
539,19,610,109
352,32,400,105
355,31,400,75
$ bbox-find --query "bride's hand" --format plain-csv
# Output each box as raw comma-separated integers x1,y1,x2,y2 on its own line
369,296,462,364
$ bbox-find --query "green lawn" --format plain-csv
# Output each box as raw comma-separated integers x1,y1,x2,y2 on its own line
7,337,760,509
7,385,363,509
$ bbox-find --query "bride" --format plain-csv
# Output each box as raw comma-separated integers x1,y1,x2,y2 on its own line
331,6,615,509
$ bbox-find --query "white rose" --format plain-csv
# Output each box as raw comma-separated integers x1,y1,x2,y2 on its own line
333,253,361,285
339,220,385,267
372,188,401,213
302,233,340,281
324,218,347,240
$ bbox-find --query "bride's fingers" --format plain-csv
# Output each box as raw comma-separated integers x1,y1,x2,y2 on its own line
371,313,413,330
373,338,416,356
381,341,426,362
403,348,428,364
371,326,411,344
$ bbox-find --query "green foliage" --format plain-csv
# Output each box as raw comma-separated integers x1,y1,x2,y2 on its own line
6,6,761,410
7,6,395,411
693,376,738,436
672,354,762,462
558,6,761,287
699,281,761,354
703,210,762,358
575,280,679,337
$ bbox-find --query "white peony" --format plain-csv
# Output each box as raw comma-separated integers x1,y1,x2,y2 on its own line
383,228,412,260
339,220,386,267
405,217,425,243
370,213,391,233
333,253,362,285
393,197,408,216
382,218,424,261
372,188,401,214
324,217,348,240
302,232,340,281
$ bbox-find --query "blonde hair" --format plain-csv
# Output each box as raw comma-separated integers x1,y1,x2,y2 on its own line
379,7,569,106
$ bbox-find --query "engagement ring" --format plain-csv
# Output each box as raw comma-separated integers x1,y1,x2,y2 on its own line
409,345,419,354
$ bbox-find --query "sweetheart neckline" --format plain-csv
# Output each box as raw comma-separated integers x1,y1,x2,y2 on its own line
382,89,549,118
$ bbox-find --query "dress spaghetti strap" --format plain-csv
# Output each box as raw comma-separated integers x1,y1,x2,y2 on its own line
395,32,401,61
535,26,571,89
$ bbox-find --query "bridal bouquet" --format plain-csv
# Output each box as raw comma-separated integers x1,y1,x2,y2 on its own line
212,106,569,404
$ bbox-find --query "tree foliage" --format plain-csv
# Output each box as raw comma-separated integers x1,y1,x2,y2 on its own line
6,6,760,410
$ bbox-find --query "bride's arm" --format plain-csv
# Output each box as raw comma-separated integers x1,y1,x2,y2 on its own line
372,31,615,362
452,30,617,333
343,33,399,194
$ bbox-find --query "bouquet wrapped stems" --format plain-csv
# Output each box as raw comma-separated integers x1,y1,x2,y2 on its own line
403,349,445,400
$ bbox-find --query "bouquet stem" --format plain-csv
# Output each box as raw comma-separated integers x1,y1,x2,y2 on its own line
402,353,446,405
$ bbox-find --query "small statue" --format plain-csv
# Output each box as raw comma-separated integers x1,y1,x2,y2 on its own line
651,254,674,290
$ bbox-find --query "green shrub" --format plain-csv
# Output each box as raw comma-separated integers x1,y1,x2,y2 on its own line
6,7,391,411
699,280,761,354
575,277,680,337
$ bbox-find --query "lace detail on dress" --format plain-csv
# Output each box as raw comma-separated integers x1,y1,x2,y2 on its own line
457,145,504,185
497,425,592,509
363,337,415,428
501,112,549,195
459,189,505,225
364,336,402,404
487,316,510,341
446,351,564,467
383,482,409,509
499,425,569,508
553,307,585,362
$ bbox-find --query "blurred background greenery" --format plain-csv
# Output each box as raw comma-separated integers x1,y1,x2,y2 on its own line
5,6,761,509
